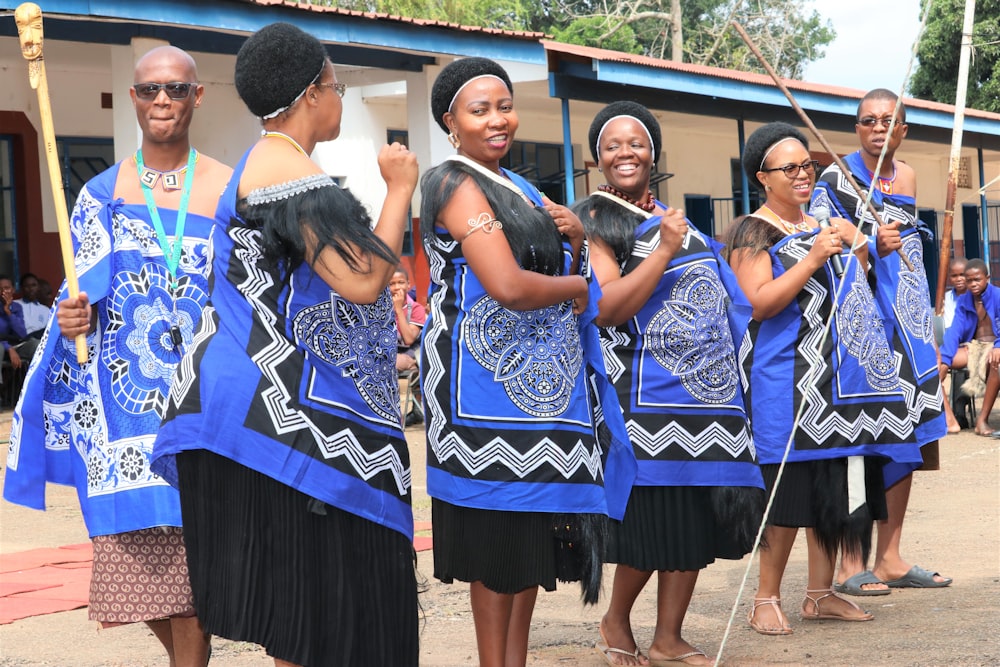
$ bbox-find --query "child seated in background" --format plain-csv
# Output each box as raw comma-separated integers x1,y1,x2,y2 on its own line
939,258,1000,436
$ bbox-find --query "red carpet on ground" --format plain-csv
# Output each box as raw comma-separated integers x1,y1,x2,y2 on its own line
0,525,434,624
0,543,92,624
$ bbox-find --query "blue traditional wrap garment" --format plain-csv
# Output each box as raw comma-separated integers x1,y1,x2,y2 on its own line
739,219,918,467
812,151,946,462
588,195,762,490
152,150,413,539
422,157,635,521
4,162,212,537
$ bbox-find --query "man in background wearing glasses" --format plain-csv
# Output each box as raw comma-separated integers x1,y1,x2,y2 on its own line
4,45,231,667
810,88,952,597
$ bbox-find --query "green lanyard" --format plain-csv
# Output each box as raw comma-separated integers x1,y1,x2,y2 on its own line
135,148,196,291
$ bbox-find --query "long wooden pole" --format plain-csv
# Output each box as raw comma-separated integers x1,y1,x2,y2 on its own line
732,20,915,272
935,0,977,315
15,3,87,363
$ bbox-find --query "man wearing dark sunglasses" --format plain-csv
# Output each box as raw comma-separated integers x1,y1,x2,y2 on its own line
4,45,231,667
810,88,952,598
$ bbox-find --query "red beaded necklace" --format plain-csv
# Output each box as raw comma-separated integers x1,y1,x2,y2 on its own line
597,183,656,212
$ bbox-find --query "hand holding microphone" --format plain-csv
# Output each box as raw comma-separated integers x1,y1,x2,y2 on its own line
812,206,844,278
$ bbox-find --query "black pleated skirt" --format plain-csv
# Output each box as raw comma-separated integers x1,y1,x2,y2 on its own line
176,450,419,667
605,485,758,572
432,499,604,598
761,457,888,559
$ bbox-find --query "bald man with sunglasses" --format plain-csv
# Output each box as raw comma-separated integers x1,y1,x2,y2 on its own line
810,88,951,598
4,46,231,667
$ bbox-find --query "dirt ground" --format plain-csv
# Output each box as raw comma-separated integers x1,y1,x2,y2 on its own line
1,408,998,667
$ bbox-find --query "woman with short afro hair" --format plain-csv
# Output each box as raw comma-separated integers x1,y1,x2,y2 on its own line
152,22,420,666
420,57,635,667
728,122,918,636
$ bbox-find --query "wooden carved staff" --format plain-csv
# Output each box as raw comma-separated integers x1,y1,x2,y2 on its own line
15,2,87,363
934,0,977,315
732,20,915,272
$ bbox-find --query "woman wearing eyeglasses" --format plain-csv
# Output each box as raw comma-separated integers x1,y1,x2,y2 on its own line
151,23,420,666
727,122,918,636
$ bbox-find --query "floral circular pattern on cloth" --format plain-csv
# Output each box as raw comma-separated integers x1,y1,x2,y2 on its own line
102,263,207,415
837,268,898,392
89,527,196,625
895,234,935,344
646,264,739,404
463,295,582,417
293,290,399,423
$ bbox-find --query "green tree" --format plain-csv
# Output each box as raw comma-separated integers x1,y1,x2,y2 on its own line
309,0,531,31
307,0,835,79
910,0,1000,113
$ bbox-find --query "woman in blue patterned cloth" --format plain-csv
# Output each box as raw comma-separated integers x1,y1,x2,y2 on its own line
573,101,764,666
420,57,635,667
728,121,919,636
151,23,420,667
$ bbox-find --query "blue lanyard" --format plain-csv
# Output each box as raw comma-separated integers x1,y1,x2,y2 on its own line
135,148,196,290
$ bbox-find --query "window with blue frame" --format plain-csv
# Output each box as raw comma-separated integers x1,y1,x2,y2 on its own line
0,135,17,280
56,136,115,211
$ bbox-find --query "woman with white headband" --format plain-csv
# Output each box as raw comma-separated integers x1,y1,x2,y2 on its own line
152,22,420,666
572,101,764,666
728,121,918,636
420,57,636,667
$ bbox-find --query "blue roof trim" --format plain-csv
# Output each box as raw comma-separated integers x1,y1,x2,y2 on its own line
1,0,546,64
0,16,430,70
586,59,1000,141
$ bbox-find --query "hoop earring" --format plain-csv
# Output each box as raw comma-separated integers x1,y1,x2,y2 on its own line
448,132,461,149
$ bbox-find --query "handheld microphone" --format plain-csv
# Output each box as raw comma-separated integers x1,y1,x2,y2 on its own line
813,206,844,278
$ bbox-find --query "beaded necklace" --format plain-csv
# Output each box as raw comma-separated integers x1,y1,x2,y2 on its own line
758,204,813,235
876,163,896,195
597,183,656,212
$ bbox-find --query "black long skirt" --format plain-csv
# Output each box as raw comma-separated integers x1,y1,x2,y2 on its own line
176,450,419,667
606,485,761,572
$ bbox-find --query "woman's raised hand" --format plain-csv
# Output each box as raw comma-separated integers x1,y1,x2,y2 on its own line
378,142,418,194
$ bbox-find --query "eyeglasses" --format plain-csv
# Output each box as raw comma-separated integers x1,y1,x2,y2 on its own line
316,82,347,98
761,159,821,178
858,116,904,128
132,82,198,100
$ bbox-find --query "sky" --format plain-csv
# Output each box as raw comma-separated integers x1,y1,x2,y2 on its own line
802,0,924,92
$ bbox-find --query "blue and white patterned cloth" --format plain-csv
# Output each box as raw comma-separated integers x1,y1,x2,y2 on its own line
593,204,762,489
3,162,213,537
812,151,946,470
740,221,919,466
422,164,635,520
152,149,414,539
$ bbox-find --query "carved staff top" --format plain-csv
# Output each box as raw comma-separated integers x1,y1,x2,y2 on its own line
15,3,43,88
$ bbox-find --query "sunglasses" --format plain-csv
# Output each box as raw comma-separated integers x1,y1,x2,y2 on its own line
761,159,821,179
858,116,904,128
132,82,198,101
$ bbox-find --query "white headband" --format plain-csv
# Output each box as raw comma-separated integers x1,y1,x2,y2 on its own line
596,115,655,157
448,74,509,113
260,61,327,121
759,136,802,170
